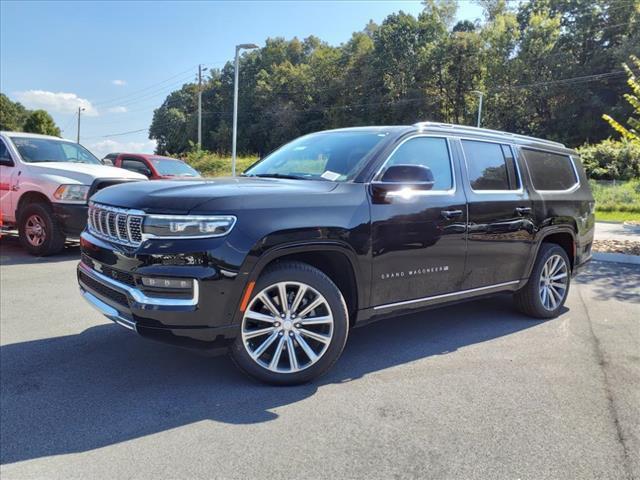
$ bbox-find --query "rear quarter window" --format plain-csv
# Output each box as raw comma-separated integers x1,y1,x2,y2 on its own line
522,149,578,191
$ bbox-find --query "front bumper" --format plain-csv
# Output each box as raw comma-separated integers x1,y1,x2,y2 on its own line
77,255,237,350
52,203,88,236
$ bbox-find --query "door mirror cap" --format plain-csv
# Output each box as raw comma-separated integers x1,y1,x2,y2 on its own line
380,164,434,184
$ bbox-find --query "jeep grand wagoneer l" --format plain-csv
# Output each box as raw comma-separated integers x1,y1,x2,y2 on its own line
77,122,594,384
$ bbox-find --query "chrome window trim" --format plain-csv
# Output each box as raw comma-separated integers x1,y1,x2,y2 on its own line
373,280,520,310
373,135,456,196
459,137,524,195
79,261,199,307
518,146,581,194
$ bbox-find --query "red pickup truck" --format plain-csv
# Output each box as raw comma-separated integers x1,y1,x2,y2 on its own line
104,153,201,180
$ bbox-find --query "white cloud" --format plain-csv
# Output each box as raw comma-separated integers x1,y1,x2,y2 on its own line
107,106,127,113
112,79,126,86
87,139,157,159
15,90,98,116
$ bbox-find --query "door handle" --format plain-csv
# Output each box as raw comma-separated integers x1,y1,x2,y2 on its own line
515,207,531,215
441,209,463,219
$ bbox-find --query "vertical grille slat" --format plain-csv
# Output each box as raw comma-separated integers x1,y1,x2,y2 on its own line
86,203,144,246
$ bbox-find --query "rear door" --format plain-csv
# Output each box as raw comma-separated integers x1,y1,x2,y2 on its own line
458,138,534,289
0,137,17,222
369,135,468,307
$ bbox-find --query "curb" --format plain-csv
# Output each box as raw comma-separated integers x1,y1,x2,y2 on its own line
592,252,640,265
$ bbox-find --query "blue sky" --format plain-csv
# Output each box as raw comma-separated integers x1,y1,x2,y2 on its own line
0,0,483,157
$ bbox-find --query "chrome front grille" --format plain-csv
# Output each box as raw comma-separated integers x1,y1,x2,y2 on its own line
87,202,144,246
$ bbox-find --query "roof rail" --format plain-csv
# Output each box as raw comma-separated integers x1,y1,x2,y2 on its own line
413,121,566,149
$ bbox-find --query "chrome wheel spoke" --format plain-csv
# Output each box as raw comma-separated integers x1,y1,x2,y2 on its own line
294,331,318,362
299,315,332,326
243,326,276,339
298,328,331,345
244,311,277,324
286,335,299,371
259,293,281,317
290,285,307,314
251,331,279,360
551,273,567,281
278,283,289,312
297,296,324,319
269,337,286,370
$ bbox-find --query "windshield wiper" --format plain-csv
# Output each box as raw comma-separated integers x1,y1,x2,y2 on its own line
246,173,309,180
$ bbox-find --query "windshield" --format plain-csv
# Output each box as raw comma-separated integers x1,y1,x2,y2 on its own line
11,137,101,164
151,157,200,177
244,130,389,181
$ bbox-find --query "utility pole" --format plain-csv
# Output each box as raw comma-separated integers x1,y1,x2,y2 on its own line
76,107,85,143
472,90,484,128
232,43,259,176
197,64,204,149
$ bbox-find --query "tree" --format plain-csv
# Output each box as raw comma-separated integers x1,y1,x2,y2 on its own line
0,93,29,131
23,110,61,136
603,55,640,143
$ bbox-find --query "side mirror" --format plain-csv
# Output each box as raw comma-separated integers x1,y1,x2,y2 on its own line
102,158,114,166
0,157,14,167
371,164,435,204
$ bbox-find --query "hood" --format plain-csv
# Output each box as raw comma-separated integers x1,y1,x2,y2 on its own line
90,176,339,214
27,162,146,183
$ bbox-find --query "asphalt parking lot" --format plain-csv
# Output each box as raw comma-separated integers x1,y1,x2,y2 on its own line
1,237,638,480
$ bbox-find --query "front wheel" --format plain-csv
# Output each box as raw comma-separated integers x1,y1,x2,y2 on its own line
18,203,66,256
514,243,571,319
230,261,349,385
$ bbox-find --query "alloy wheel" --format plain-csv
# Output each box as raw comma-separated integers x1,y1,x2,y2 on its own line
241,281,334,373
538,254,568,310
25,214,46,247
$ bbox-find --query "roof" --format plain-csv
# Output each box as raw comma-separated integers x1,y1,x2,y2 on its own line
0,131,75,142
110,152,181,161
412,121,569,151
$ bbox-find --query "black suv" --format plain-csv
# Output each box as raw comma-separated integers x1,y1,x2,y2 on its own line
77,122,595,384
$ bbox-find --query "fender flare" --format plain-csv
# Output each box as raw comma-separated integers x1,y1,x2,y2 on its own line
229,240,365,326
522,226,577,282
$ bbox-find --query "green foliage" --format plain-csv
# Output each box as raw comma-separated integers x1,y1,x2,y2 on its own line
183,149,257,177
149,0,640,155
0,93,29,131
0,93,61,135
603,55,640,142
578,139,640,181
23,110,61,137
590,179,640,214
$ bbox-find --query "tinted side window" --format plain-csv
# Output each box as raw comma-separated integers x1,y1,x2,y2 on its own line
383,137,452,190
462,140,519,191
121,158,151,176
523,149,577,191
0,139,12,162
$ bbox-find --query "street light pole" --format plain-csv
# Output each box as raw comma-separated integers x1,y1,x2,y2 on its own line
232,43,259,176
472,90,484,128
197,64,208,149
76,107,85,143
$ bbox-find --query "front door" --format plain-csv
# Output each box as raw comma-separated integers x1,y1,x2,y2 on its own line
370,135,468,307
0,138,17,222
458,138,534,289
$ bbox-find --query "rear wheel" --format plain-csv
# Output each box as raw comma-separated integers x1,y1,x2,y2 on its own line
514,243,571,318
230,261,349,385
18,203,66,256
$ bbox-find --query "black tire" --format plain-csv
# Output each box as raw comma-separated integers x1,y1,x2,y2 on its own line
230,261,349,385
514,243,571,319
18,203,66,256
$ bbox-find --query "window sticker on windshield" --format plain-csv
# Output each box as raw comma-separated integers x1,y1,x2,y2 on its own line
321,170,341,181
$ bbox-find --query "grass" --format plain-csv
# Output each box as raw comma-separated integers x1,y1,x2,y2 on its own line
590,179,640,223
183,150,258,177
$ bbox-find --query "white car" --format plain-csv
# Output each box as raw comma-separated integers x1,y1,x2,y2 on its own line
0,131,146,256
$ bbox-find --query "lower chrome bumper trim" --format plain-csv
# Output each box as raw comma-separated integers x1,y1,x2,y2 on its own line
81,288,137,331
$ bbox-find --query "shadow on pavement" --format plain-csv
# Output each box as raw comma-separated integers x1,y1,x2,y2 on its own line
0,295,545,465
0,235,80,266
575,260,640,303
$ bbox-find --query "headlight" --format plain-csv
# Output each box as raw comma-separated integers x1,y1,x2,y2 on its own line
142,215,237,239
53,184,90,202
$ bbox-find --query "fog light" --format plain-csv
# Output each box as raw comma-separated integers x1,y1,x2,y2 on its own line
141,277,193,289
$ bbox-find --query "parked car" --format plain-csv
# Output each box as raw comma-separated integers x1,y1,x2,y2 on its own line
0,132,146,255
108,153,200,179
77,122,595,384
